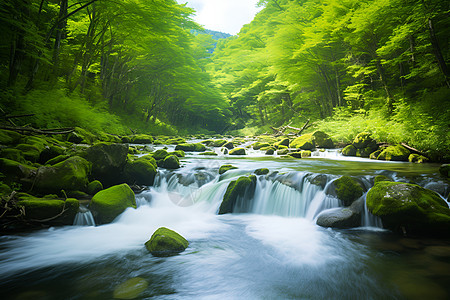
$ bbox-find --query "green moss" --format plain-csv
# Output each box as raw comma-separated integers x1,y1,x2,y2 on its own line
90,183,136,224
274,138,290,148
0,129,23,145
125,158,157,186
288,152,302,158
45,154,69,165
165,137,186,145
113,277,149,300
290,133,315,150
34,156,91,193
356,147,374,158
130,134,154,144
170,150,185,157
0,183,12,196
15,144,42,162
139,154,158,168
17,197,79,224
87,180,103,195
312,131,334,148
229,148,246,155
254,168,269,175
342,145,356,156
199,151,218,156
68,127,98,144
162,155,180,169
0,158,36,182
374,175,392,183
377,144,410,161
301,150,312,158
408,154,429,163
175,143,206,152
277,149,289,155
439,164,450,178
145,227,189,257
334,176,363,206
152,149,169,160
0,148,26,163
219,175,256,214
352,132,375,149
252,142,270,150
366,181,450,235
369,149,382,159
265,148,275,155
223,141,234,149
219,164,237,175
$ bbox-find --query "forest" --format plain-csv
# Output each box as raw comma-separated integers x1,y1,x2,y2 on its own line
0,0,449,160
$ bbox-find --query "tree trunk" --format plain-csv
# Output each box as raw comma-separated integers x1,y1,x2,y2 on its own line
52,0,68,76
428,18,450,88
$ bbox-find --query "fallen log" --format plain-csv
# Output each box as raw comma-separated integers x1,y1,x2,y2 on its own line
0,125,74,135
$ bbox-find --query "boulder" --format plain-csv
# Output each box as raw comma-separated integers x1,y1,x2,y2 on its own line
366,181,450,236
15,143,43,163
0,158,36,183
369,149,382,160
312,131,334,148
341,145,356,156
113,277,149,300
152,149,169,160
219,164,237,175
39,145,66,164
289,152,302,158
377,144,410,161
440,164,450,178
254,168,269,175
223,141,234,149
175,143,206,152
34,156,91,193
145,227,189,257
274,138,289,148
124,157,157,186
199,151,218,156
301,150,311,158
265,148,275,155
90,183,136,224
277,149,289,155
17,195,79,225
316,198,363,228
170,150,185,157
408,154,428,163
252,142,270,150
130,134,154,144
45,154,69,165
374,175,392,183
161,155,180,169
83,143,129,186
68,127,98,144
290,133,315,150
219,175,256,214
0,148,26,163
0,129,23,145
229,148,246,155
333,176,364,206
165,137,186,145
307,174,328,189
87,180,103,195
352,132,377,149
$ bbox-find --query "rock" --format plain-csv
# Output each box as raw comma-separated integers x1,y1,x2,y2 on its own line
87,180,103,195
34,156,91,194
219,175,256,214
356,147,375,158
408,154,428,163
0,148,26,163
124,157,157,186
366,181,450,236
0,183,12,196
277,149,289,155
152,149,169,160
0,129,23,145
352,132,377,149
439,164,449,178
374,175,392,183
290,133,315,150
199,151,218,156
113,277,149,299
130,134,154,144
333,176,364,206
175,143,206,152
316,199,363,228
254,168,269,175
252,142,270,150
229,148,246,155
301,150,311,158
165,137,186,145
274,138,289,148
39,145,65,164
161,155,180,169
369,149,382,159
83,143,129,186
265,148,275,155
68,127,98,144
219,164,237,175
90,183,136,224
312,131,334,148
45,154,69,165
170,150,185,157
377,144,410,161
0,158,36,183
17,195,79,225
145,227,189,257
289,152,302,158
307,174,328,189
342,145,356,156
223,141,234,149
15,144,43,162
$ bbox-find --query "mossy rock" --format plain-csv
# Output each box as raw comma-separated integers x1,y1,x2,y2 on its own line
307,174,328,189
219,164,237,175
374,175,392,183
409,154,429,163
124,157,157,186
90,183,136,224
290,133,315,150
366,181,450,236
45,154,70,166
165,137,186,145
369,149,382,160
113,277,149,299
277,149,289,155
68,127,98,144
34,156,91,194
229,148,246,155
352,132,376,149
342,145,356,156
260,146,276,152
130,134,154,144
39,145,66,164
0,129,23,145
0,183,12,196
252,142,270,150
152,149,170,160
145,227,189,257
223,141,234,149
356,147,376,158
333,176,364,206
312,131,334,148
254,168,269,175
87,180,103,195
17,196,79,225
288,152,302,159
377,145,410,161
0,158,36,183
210,140,227,147
301,150,311,158
161,155,180,169
265,148,275,155
128,146,140,155
15,144,42,163
316,200,363,229
175,143,206,152
219,175,256,214
0,148,26,163
66,190,90,199
274,138,289,148
170,150,185,157
439,164,450,178
199,151,218,156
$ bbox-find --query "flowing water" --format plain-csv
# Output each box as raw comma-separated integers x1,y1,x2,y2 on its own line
0,147,449,299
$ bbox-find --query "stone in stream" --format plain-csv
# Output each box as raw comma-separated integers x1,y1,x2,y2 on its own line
316,198,364,228
229,147,246,155
332,175,364,206
124,156,157,186
376,144,410,161
219,164,238,175
145,227,189,257
439,164,450,178
290,133,315,150
175,143,206,152
113,277,149,299
219,175,256,214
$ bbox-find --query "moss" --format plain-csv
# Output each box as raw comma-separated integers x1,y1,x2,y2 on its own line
199,151,218,156
265,148,275,155
252,142,271,150
45,154,69,166
15,144,42,162
223,141,234,149
219,164,237,175
439,164,450,178
408,154,429,163
254,168,269,175
165,137,186,145
125,158,157,186
369,149,382,160
152,149,169,160
162,155,180,169
374,175,392,183
219,175,256,214
312,131,334,148
113,277,149,300
260,146,276,152
170,150,185,157
145,227,189,257
229,148,246,155
0,183,12,196
366,181,450,236
90,183,136,224
290,133,315,150
356,147,374,158
210,139,227,147
175,143,206,152
68,127,98,144
66,190,90,199
301,150,312,158
352,132,377,150
0,158,36,182
377,144,410,161
87,180,103,195
0,129,23,145
17,197,79,224
274,138,290,148
277,149,289,155
334,176,363,206
34,156,91,193
39,145,66,164
342,145,356,156
288,152,302,158
0,148,26,163
130,134,154,144
139,155,157,168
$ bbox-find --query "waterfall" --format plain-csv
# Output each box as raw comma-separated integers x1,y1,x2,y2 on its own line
73,206,95,226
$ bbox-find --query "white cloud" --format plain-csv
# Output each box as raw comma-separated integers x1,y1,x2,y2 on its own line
179,0,262,35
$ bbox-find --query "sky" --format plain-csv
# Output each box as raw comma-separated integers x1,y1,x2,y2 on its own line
177,0,262,35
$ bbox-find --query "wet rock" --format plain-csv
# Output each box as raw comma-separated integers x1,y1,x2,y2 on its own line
145,227,189,257
312,131,334,148
223,141,234,149
0,129,23,145
219,175,256,214
333,176,364,206
87,180,103,195
175,143,206,152
290,133,315,150
219,164,237,175
341,145,356,156
307,174,328,189
161,155,180,169
124,156,157,186
254,168,269,175
274,138,289,148
439,164,450,178
229,148,246,155
377,144,410,161
152,149,169,160
113,277,149,299
301,150,311,158
316,199,363,229
374,175,392,183
252,142,270,150
130,134,154,144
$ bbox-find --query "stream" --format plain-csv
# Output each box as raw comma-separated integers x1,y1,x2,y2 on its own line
0,145,449,299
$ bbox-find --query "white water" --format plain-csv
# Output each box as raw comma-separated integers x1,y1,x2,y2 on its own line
73,206,95,226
